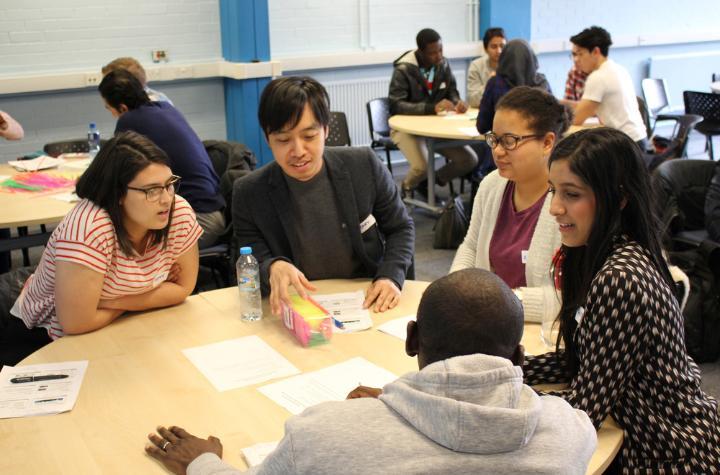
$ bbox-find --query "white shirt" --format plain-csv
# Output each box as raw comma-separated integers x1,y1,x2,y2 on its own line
582,59,646,141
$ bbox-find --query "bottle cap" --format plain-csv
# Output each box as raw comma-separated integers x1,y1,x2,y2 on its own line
89,122,96,129
240,246,252,255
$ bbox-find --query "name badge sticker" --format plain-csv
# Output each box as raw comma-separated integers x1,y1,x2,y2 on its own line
153,271,169,288
521,250,529,264
359,214,377,234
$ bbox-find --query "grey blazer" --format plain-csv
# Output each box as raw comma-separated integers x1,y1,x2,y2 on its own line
232,146,415,295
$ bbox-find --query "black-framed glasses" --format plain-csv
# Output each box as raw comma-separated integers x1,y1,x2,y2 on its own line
127,175,181,202
484,132,544,151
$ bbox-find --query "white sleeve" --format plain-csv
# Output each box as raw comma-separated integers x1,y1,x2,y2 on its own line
580,71,604,103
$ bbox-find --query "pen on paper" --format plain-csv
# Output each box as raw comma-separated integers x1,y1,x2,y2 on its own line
10,374,69,384
34,398,64,404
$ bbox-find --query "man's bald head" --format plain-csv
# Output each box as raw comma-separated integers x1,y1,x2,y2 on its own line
410,269,524,368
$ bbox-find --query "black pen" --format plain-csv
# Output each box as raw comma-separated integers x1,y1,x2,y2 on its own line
10,374,69,384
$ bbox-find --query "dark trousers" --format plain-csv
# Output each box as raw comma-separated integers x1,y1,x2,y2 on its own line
0,317,51,368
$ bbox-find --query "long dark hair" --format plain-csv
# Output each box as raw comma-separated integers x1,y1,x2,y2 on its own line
75,131,174,256
549,128,673,375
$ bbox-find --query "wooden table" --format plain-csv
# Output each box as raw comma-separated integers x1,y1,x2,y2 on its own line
0,161,82,252
389,110,483,212
0,280,622,474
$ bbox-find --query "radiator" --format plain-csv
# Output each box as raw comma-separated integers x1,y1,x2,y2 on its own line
324,72,468,147
324,77,390,147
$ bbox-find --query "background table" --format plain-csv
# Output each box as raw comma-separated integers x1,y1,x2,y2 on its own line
0,161,82,253
389,111,483,212
0,280,621,474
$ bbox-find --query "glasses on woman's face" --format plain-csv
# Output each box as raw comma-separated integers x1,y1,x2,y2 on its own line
484,132,544,151
127,175,181,202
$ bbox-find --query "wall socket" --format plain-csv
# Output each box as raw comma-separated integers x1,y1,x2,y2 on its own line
85,73,102,87
151,50,168,63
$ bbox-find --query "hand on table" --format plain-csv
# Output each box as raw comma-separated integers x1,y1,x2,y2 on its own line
363,278,400,313
454,100,468,113
434,99,455,115
269,260,317,315
146,425,223,475
347,385,383,399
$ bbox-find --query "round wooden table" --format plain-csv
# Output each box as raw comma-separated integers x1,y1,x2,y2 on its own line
0,280,622,474
389,110,483,212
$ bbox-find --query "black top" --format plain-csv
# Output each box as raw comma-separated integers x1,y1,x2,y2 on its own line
523,238,720,473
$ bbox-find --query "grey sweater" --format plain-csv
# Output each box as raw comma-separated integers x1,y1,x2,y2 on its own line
187,354,597,475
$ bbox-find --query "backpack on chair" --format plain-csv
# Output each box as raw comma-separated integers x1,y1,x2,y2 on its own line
433,195,469,249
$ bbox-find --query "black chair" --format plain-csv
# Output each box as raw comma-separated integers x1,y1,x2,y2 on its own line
641,78,683,134
653,159,717,248
196,140,258,290
43,139,108,157
366,98,398,175
326,112,351,147
637,96,653,144
683,91,720,160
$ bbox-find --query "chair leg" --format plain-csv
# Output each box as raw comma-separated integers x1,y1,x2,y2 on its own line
18,227,30,267
709,136,716,161
385,148,393,176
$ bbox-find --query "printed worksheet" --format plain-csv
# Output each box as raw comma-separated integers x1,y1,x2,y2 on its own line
258,357,396,415
0,360,88,418
312,291,372,333
183,336,300,392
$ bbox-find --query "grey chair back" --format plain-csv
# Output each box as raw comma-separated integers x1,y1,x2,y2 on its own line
642,78,672,117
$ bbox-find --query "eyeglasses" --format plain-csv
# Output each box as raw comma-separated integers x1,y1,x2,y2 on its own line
484,132,544,151
127,175,181,202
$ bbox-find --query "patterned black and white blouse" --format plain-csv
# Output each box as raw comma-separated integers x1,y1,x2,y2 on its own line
523,238,720,474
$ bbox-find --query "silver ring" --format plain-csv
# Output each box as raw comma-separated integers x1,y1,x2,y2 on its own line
162,441,170,451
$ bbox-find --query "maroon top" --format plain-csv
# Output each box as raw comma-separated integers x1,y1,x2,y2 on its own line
489,181,546,288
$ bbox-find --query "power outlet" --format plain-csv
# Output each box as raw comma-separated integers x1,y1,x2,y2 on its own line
85,73,102,87
151,50,168,63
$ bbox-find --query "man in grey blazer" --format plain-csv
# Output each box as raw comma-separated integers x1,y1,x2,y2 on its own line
233,76,415,315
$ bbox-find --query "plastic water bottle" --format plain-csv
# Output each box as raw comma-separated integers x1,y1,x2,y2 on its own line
236,246,262,321
87,123,101,158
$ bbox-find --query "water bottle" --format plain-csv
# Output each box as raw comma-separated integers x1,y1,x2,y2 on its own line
236,246,262,321
87,122,101,158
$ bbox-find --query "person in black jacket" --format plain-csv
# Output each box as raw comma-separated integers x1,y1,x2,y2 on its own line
233,76,415,316
389,28,477,197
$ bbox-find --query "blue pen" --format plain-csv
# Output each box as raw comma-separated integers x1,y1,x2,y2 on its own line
332,317,345,330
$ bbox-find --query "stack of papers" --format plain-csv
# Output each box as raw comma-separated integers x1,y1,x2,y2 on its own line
182,336,300,391
312,291,372,333
0,360,88,418
258,357,396,415
7,156,64,171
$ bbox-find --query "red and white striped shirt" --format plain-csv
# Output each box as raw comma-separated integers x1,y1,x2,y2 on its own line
15,195,202,339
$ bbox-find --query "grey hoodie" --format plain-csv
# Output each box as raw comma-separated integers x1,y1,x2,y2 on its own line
188,354,597,475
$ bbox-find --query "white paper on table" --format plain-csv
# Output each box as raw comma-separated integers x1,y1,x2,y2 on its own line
7,156,64,171
258,357,397,415
0,175,10,182
182,336,300,392
241,441,279,467
51,192,80,203
443,112,478,120
61,158,93,170
458,126,482,138
0,360,88,419
312,291,372,333
377,315,415,341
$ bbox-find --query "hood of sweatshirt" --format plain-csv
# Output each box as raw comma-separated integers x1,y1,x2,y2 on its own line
393,49,419,68
379,353,542,455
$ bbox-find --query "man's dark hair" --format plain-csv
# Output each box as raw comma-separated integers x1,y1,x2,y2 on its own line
482,27,505,49
76,131,173,256
258,76,330,137
98,69,151,111
416,268,523,365
570,26,612,57
416,28,441,51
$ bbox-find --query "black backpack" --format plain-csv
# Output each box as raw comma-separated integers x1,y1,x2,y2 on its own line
668,240,720,363
433,195,469,249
